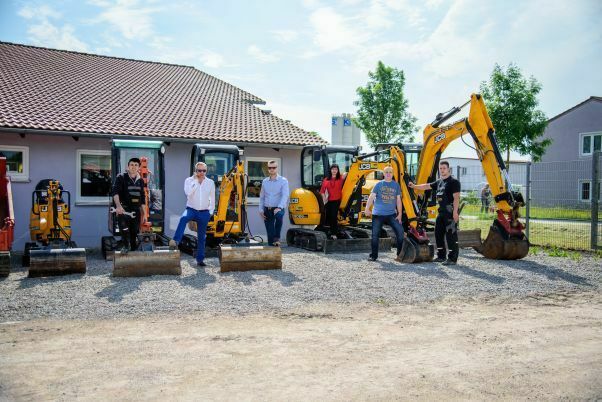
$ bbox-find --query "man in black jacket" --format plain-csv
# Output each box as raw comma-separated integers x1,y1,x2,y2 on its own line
409,161,461,265
111,157,147,252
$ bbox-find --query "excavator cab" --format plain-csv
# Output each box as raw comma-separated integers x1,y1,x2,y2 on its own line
102,140,180,276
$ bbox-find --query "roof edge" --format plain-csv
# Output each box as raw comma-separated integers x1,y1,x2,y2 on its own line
548,96,602,124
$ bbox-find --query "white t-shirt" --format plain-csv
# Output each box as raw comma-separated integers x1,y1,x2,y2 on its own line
184,176,215,214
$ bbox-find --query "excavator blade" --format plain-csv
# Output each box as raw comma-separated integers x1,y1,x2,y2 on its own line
113,248,181,277
219,243,282,272
398,237,434,263
0,251,10,277
477,223,529,260
28,248,87,277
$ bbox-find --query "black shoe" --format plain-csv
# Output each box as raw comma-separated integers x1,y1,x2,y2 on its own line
120,246,129,255
433,257,446,263
197,261,207,267
368,255,377,262
442,260,457,266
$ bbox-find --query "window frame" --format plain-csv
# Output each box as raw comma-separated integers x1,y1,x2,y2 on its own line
245,156,282,205
580,132,602,156
578,179,601,202
0,145,29,182
76,149,112,205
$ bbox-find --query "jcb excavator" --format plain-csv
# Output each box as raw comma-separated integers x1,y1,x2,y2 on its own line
181,144,281,272
413,93,529,260
23,179,87,277
0,157,14,277
287,145,434,262
102,140,181,276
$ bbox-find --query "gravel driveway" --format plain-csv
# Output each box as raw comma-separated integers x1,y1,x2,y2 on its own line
1,248,600,321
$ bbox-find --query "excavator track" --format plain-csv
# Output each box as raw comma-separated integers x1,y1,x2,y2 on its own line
286,227,391,254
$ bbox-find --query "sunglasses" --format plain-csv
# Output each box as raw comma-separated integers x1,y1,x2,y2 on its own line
196,169,207,173
267,166,277,170
384,171,393,174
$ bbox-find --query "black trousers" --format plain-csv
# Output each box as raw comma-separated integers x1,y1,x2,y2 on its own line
324,200,341,236
435,213,459,262
117,211,140,251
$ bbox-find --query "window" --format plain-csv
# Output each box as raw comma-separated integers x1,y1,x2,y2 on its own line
0,145,29,182
579,180,601,202
581,132,602,156
245,157,282,204
76,150,111,204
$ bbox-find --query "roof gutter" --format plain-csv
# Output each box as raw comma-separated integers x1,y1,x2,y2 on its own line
0,127,325,149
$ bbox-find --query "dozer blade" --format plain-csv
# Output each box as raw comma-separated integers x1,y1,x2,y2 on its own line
398,237,434,263
477,224,529,260
28,248,87,277
458,229,483,248
219,243,282,273
0,251,10,277
113,248,181,277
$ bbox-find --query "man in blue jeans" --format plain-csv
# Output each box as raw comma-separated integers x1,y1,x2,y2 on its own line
170,161,215,266
259,160,289,246
364,166,405,262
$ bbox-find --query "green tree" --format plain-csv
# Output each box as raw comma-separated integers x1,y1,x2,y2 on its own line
480,63,550,167
354,61,418,147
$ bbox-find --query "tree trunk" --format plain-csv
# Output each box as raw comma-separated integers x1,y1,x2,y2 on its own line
506,147,511,171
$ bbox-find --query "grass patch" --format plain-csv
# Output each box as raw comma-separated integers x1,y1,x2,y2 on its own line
462,203,600,221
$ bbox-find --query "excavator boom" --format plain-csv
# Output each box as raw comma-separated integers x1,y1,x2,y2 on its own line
415,94,529,260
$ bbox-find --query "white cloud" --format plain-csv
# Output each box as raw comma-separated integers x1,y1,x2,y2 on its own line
271,29,299,43
308,7,372,54
199,50,226,68
91,0,161,41
365,0,393,29
18,4,89,52
247,45,280,63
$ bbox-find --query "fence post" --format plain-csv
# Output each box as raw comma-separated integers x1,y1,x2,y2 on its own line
525,162,531,239
592,151,600,250
456,165,461,181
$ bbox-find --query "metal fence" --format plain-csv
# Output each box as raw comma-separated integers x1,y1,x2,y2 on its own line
453,151,602,251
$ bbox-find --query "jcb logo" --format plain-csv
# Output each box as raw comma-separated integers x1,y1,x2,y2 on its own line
361,194,369,202
359,163,374,170
434,133,446,143
293,214,307,219
289,198,299,204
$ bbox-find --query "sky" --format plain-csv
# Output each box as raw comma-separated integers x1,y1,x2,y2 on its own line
0,0,600,159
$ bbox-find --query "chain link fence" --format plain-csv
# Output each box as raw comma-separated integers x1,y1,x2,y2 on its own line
451,151,602,251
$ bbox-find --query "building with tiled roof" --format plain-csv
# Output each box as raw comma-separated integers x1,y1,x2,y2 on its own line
0,42,327,249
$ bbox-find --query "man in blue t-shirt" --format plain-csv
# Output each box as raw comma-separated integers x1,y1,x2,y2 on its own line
364,166,405,262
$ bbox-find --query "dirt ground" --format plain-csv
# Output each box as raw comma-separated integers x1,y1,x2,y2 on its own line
1,291,601,401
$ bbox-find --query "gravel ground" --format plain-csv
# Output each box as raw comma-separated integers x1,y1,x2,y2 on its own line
1,247,600,321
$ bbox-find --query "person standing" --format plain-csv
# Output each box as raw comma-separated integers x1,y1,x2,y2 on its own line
409,161,461,265
480,184,491,213
364,166,405,262
320,164,346,239
170,162,215,266
111,157,147,253
259,160,289,246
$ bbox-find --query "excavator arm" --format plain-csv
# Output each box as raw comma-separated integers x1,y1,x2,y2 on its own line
414,93,529,260
212,161,245,237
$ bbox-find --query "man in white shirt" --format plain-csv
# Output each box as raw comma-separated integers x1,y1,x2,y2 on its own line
170,161,215,266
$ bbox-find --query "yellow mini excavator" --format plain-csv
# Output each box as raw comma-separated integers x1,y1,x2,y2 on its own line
23,179,87,277
181,144,281,272
413,93,529,260
287,145,434,262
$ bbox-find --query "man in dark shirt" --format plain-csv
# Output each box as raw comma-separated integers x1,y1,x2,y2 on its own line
409,161,461,265
110,157,147,252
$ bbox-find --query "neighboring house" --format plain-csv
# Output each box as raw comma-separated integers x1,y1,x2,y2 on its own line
0,42,326,250
531,96,602,207
440,156,527,192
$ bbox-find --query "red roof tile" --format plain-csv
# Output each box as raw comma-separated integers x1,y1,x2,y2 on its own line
0,42,326,146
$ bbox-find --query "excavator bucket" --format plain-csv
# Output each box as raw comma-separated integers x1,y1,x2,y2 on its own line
113,247,181,277
219,243,282,272
398,235,434,263
477,223,529,260
28,247,87,277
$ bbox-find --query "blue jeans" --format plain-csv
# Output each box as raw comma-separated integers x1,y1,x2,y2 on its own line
264,207,284,245
371,214,404,259
173,207,211,263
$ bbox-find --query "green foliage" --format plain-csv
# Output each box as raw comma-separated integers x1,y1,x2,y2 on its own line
479,63,550,164
354,61,418,147
547,246,569,258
